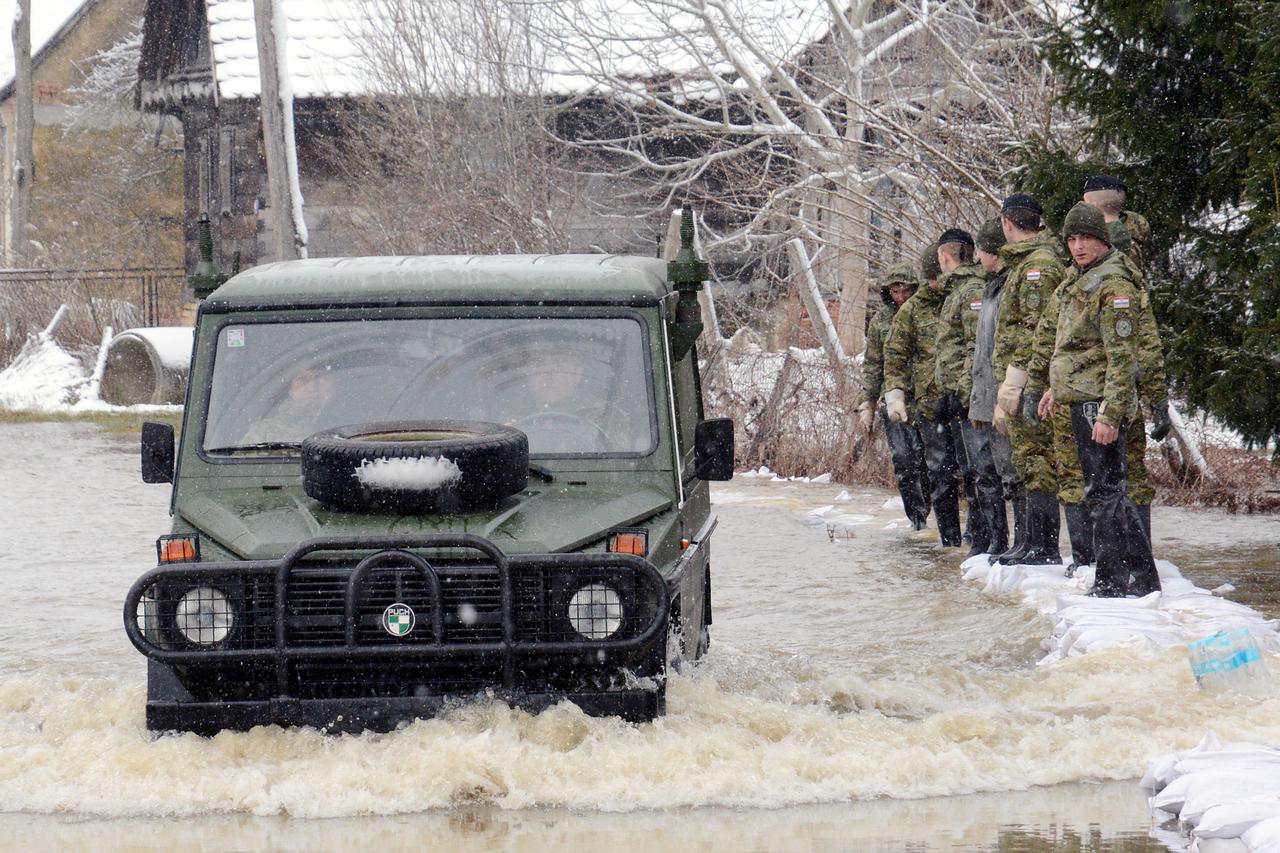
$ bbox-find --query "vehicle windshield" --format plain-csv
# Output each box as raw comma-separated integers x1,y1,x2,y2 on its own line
202,316,655,457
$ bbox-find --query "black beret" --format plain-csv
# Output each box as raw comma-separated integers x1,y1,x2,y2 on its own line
1084,174,1127,193
938,227,974,248
1001,193,1043,216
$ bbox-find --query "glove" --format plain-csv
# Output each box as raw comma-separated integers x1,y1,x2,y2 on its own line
1020,387,1042,424
857,401,875,433
885,388,908,424
934,394,953,423
993,404,1008,436
996,365,1029,416
1149,400,1173,441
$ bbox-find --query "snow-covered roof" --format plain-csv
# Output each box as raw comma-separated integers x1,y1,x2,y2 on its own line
203,0,835,101
207,0,366,99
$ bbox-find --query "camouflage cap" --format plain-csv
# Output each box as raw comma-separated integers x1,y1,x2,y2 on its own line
883,261,919,288
1062,202,1111,245
919,241,942,281
976,217,1006,253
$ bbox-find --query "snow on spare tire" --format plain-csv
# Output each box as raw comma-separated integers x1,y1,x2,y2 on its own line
301,421,528,514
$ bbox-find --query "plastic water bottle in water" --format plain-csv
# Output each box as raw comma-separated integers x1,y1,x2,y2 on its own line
1187,628,1271,694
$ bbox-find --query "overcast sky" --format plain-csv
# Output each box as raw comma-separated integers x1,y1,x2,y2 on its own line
0,0,90,86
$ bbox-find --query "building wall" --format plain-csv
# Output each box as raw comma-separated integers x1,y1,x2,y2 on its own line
0,0,173,264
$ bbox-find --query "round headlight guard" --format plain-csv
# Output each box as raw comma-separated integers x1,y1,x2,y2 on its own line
174,586,234,645
567,583,623,640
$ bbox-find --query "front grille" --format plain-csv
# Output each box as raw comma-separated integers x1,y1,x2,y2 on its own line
285,563,548,646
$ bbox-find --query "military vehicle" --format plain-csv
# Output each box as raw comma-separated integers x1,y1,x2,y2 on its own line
126,211,732,734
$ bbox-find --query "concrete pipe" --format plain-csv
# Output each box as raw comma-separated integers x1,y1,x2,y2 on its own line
99,328,194,406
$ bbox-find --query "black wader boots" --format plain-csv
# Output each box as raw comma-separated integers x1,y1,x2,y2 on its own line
1018,490,1063,566
1069,403,1161,598
992,495,1027,565
1062,502,1094,578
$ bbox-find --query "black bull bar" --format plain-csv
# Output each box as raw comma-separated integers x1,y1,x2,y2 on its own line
123,534,670,698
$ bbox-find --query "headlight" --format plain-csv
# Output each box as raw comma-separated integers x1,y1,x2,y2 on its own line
567,583,623,640
174,586,234,645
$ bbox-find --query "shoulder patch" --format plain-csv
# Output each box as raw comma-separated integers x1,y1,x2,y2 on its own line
1113,295,1130,309
1026,269,1041,282
1115,317,1133,338
969,299,982,311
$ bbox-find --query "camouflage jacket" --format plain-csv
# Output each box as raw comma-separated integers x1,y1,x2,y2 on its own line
1108,211,1151,268
855,300,898,408
884,278,952,417
934,262,987,404
1027,250,1141,427
993,231,1067,381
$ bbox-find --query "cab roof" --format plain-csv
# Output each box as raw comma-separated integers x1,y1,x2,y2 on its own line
203,255,673,310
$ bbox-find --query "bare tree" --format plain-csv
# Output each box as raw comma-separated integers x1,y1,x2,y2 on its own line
324,0,591,255
522,0,1068,352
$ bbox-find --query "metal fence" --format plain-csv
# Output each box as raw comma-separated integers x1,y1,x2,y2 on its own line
0,267,188,366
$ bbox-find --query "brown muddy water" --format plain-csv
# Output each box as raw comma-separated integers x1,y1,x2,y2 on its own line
2,421,1280,852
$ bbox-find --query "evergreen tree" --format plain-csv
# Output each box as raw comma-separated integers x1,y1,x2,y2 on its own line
1018,0,1280,461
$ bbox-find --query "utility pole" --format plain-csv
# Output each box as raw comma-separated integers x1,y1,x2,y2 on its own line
253,0,307,260
9,0,33,264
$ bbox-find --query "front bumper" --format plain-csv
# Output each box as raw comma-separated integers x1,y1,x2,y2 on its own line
125,533,669,732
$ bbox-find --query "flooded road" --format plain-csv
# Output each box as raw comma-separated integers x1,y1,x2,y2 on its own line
3,421,1280,851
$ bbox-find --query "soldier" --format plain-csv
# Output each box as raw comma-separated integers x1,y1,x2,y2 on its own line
1030,203,1160,597
966,217,1022,559
1082,175,1151,268
855,262,930,530
935,228,1006,557
884,242,963,547
992,194,1065,566
1081,175,1172,545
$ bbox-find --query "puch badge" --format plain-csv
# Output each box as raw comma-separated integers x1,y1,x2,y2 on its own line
382,603,416,637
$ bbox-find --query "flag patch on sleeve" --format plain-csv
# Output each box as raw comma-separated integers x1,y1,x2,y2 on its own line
969,299,983,310
1113,296,1130,309
1026,269,1041,281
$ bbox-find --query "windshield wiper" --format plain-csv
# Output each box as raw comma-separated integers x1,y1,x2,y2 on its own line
205,441,301,455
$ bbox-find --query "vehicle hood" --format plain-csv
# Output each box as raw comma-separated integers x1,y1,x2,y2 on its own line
176,480,674,561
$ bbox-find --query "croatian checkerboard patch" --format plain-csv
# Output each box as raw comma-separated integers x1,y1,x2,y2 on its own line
1026,269,1041,282
969,299,983,311
1113,296,1131,309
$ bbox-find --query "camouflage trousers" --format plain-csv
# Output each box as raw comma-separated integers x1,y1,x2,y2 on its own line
1051,406,1153,505
1008,394,1056,495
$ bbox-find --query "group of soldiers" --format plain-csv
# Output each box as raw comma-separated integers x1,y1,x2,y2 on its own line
854,176,1170,598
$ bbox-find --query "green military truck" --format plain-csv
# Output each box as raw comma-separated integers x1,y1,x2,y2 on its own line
126,216,732,733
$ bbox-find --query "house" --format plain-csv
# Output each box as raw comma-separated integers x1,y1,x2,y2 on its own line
0,0,183,268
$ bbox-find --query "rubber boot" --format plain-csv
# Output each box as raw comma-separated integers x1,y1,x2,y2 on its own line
934,495,963,548
1018,490,1063,566
980,492,1009,558
992,495,1027,565
1062,503,1094,578
961,470,977,547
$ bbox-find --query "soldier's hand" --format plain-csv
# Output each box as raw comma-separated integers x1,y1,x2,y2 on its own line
996,365,1029,416
1148,401,1173,441
885,389,908,424
1037,389,1056,421
857,401,875,433
1092,421,1120,445
993,405,1008,436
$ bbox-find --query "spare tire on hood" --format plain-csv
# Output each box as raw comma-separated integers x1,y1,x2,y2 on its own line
301,421,529,514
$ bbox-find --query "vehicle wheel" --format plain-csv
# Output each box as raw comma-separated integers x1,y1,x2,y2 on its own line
301,420,528,514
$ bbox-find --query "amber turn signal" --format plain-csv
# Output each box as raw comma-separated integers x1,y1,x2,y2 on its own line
607,530,648,557
157,534,200,564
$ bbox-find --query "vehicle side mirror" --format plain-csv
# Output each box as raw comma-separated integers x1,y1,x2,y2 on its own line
693,418,734,481
141,421,175,484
